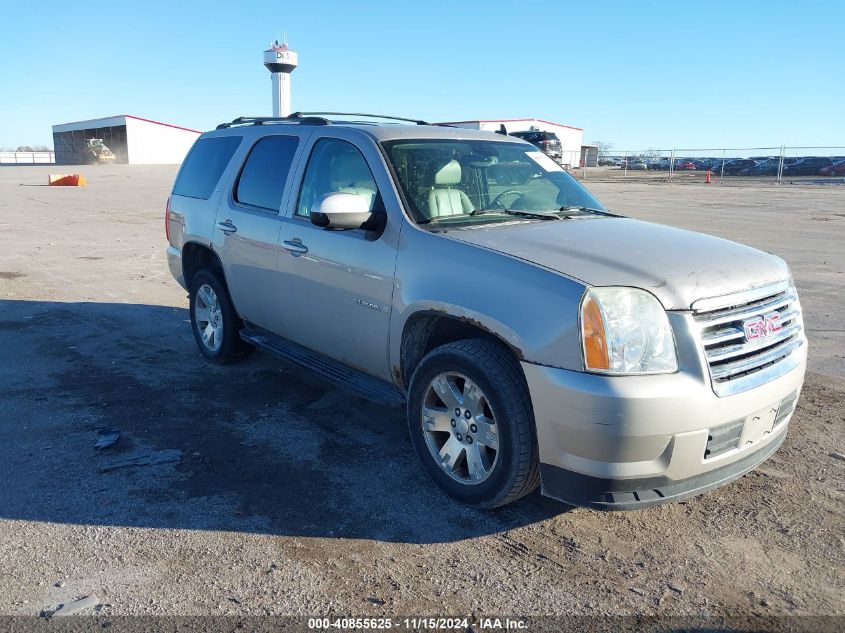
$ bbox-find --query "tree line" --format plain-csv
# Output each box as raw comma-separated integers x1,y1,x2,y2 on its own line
1,145,52,152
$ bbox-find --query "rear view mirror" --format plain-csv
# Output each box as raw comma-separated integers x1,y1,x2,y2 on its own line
311,192,374,230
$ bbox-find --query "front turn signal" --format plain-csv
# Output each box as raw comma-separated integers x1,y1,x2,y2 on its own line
581,292,610,370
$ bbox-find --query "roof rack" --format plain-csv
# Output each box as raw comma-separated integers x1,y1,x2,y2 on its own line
289,112,429,125
216,112,429,130
216,115,329,129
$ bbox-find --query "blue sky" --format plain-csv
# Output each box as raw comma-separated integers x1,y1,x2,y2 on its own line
1,1,841,151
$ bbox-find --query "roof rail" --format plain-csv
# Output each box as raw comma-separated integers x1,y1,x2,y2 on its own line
215,112,429,130
288,112,429,125
216,115,329,129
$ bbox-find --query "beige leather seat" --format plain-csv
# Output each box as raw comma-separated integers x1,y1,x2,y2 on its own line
332,152,377,210
427,160,473,218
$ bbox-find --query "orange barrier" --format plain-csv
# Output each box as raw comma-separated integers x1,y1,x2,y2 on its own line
705,170,712,184
48,174,86,186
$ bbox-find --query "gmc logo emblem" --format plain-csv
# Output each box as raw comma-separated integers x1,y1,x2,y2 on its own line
743,312,782,341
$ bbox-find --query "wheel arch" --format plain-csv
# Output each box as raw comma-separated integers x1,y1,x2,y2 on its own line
397,307,526,390
182,241,227,290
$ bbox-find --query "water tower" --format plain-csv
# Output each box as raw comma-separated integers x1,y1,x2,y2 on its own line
263,40,298,117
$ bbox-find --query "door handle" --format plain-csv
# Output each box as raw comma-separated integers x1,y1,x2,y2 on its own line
282,238,308,256
217,219,237,234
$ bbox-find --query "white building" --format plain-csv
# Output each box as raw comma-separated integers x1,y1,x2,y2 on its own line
52,115,201,165
437,118,584,168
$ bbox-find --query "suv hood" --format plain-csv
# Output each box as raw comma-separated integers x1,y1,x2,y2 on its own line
447,217,789,310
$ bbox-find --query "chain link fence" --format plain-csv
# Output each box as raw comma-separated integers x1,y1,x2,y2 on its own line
577,146,845,184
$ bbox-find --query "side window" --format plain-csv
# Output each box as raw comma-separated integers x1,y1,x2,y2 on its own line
235,135,299,212
295,139,379,218
173,136,241,199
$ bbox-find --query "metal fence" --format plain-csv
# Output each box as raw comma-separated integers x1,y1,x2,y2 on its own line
577,146,845,184
0,151,55,165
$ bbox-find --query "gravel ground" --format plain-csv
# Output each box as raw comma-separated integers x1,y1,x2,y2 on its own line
0,165,842,621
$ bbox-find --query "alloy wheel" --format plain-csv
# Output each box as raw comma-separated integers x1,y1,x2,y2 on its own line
194,283,223,352
421,372,500,485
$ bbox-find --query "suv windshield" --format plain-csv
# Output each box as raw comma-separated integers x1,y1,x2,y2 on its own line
382,139,605,226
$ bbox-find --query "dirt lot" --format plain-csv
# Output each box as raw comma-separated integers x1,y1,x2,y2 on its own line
0,166,843,622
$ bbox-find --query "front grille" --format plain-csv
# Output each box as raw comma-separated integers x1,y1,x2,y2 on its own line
693,282,804,396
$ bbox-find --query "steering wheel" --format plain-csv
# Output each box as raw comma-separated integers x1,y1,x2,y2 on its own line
490,189,525,209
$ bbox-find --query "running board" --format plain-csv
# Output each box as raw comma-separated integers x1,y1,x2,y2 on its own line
240,325,406,408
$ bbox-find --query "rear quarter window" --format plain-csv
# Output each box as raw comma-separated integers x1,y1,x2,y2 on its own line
173,136,242,200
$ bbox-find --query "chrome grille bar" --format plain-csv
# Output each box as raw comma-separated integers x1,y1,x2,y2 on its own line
709,338,803,380
706,322,802,363
694,291,797,327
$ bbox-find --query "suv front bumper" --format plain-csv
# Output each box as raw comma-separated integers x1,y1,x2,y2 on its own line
521,342,806,509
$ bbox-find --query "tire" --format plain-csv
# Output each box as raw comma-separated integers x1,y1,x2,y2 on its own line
189,269,253,363
407,339,540,508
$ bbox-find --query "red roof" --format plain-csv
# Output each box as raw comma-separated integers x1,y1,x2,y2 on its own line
124,115,201,134
53,114,201,134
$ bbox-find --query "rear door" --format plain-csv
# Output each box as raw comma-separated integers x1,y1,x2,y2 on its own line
213,131,308,330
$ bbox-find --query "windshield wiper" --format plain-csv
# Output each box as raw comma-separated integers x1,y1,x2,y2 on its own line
418,207,564,225
559,206,625,218
471,208,561,221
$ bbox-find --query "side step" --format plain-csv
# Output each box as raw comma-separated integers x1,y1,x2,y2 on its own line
240,325,406,408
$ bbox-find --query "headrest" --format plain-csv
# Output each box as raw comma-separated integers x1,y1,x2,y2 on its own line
332,151,373,185
433,159,461,186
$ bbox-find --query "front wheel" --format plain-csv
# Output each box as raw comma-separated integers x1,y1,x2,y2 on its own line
407,339,540,508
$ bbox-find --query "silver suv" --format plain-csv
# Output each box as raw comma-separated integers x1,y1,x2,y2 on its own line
166,113,807,509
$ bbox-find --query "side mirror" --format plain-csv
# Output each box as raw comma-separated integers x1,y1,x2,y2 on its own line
311,192,374,230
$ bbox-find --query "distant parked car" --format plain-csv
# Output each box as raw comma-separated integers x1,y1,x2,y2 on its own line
820,159,845,176
719,159,758,176
674,160,697,171
783,157,835,176
696,159,722,170
623,159,648,170
740,158,780,177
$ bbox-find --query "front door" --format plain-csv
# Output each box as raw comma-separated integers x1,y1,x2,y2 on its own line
276,134,398,381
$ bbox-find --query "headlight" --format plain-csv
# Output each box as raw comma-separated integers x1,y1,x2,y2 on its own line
580,287,678,374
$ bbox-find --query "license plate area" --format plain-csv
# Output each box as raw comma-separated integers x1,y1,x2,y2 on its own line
740,405,779,447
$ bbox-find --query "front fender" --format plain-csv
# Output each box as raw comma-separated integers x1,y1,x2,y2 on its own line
391,225,587,377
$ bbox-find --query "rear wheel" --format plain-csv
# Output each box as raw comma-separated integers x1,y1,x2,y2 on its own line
189,269,253,363
407,339,540,508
